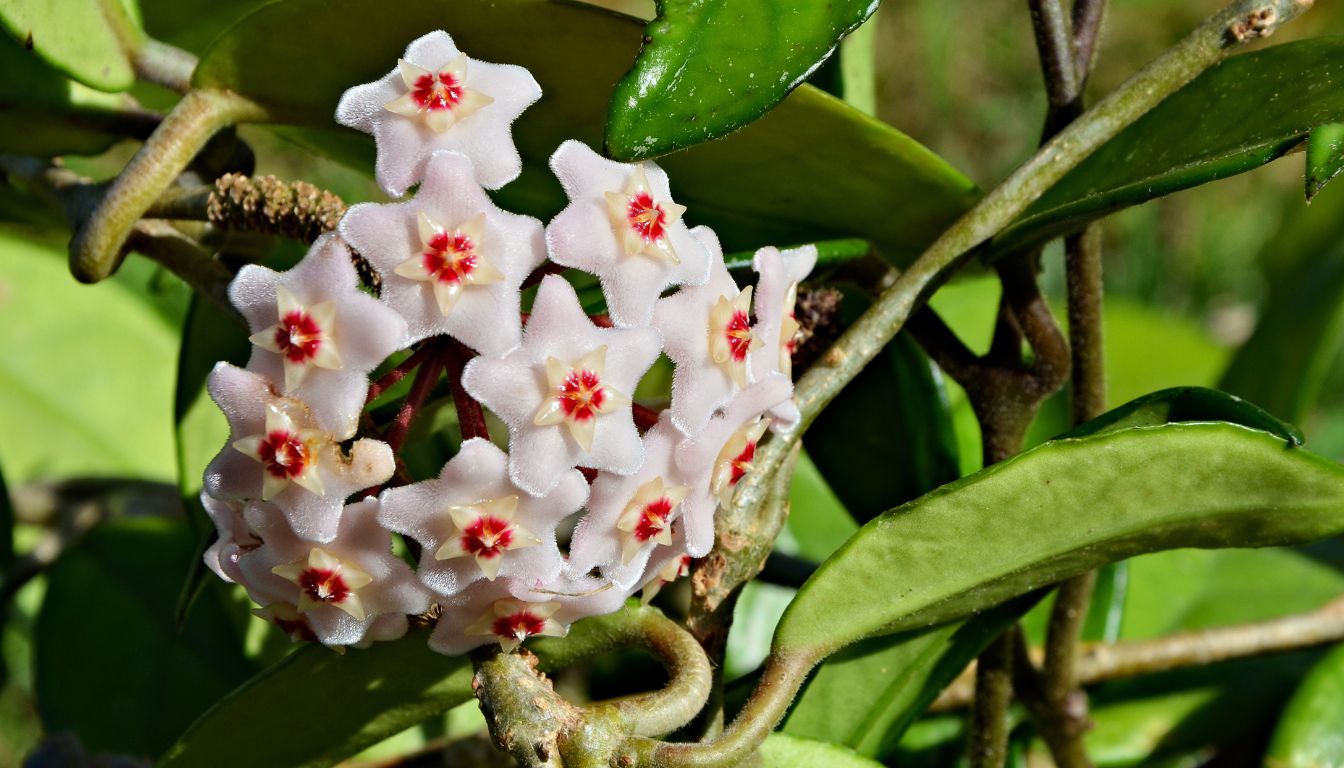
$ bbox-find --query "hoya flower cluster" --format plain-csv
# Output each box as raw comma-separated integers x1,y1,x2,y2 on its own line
200,30,817,654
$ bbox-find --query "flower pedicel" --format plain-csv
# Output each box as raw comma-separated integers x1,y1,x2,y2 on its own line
198,30,814,653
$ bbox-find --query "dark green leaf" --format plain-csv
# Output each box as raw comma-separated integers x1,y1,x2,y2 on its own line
1058,386,1302,444
1306,122,1344,201
775,422,1344,657
805,330,960,523
164,605,667,768
782,594,1038,759
192,0,977,265
993,39,1344,257
0,0,143,92
35,518,256,758
1266,642,1344,767
605,0,878,160
760,733,888,767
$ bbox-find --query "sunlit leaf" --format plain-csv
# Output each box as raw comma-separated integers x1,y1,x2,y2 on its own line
993,39,1344,257
1266,642,1344,767
775,422,1344,656
760,733,889,767
1306,122,1344,202
606,0,878,159
0,0,143,92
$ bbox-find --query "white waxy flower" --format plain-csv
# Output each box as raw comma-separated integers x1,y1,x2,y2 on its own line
200,494,258,585
429,578,578,655
237,499,431,648
675,375,793,553
335,30,541,195
751,244,819,432
464,598,567,653
545,140,712,326
340,151,545,355
230,234,407,439
377,438,586,595
567,413,704,588
653,227,764,435
460,275,661,496
639,550,693,606
203,363,395,543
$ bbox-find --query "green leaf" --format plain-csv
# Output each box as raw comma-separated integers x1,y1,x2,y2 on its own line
993,39,1344,257
1306,123,1344,201
0,0,143,92
605,0,878,160
781,451,858,563
760,733,888,767
774,422,1344,657
804,329,960,523
192,0,978,266
1266,642,1344,767
0,229,179,484
782,595,1037,759
164,605,666,767
1056,385,1302,445
161,631,474,768
35,518,256,757
0,32,152,156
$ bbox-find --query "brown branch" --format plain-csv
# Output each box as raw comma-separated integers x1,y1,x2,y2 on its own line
969,630,1017,768
381,341,446,455
443,340,491,442
933,596,1344,712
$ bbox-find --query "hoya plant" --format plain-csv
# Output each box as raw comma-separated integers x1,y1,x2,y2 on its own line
4,0,1344,766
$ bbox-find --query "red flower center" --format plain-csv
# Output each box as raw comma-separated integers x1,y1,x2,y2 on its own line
258,430,311,479
492,611,547,641
725,310,753,362
634,498,673,542
423,231,479,285
729,441,757,486
785,310,799,354
460,515,515,560
273,310,324,364
412,72,464,111
559,369,606,422
626,192,669,242
298,567,351,605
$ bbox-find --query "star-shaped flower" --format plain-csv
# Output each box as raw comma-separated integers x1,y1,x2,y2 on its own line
335,30,541,195
378,438,587,595
545,140,712,326
751,244,818,432
203,363,395,542
567,412,706,587
200,493,258,585
460,275,662,495
230,234,407,439
675,375,793,552
340,151,546,355
428,578,580,655
236,499,431,648
653,227,765,436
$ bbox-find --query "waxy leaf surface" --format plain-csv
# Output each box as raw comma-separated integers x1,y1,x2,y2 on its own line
193,0,977,265
760,733,889,767
775,422,1344,656
1266,641,1344,767
0,0,142,91
1306,123,1344,201
994,39,1344,257
605,0,878,160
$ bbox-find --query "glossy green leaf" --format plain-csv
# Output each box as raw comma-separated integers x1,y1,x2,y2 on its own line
760,733,888,768
775,422,1344,657
0,0,143,92
35,518,256,757
781,451,858,563
193,0,977,265
805,330,960,523
1058,386,1302,444
0,229,179,484
993,39,1344,257
165,605,663,767
1266,642,1344,767
606,0,878,160
1306,123,1344,201
782,595,1037,759
0,32,153,155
